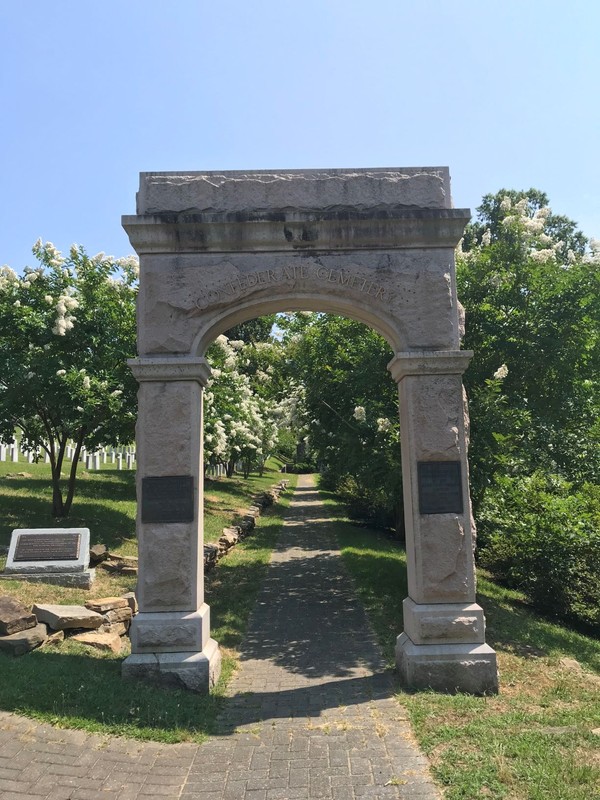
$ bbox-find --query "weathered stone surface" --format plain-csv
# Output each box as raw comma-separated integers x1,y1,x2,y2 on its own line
43,629,65,646
137,168,451,215
129,606,210,653
89,543,108,565
33,604,104,630
71,630,122,654
0,595,36,635
0,622,47,655
122,591,138,615
85,596,128,614
396,633,498,695
99,622,128,637
122,639,221,693
103,607,132,625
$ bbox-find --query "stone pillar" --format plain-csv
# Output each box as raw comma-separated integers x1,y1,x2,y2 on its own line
122,357,221,692
389,351,498,694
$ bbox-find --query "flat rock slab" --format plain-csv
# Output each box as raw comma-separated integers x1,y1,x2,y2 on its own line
85,596,128,613
0,622,47,655
0,595,37,635
103,607,132,624
71,630,122,654
33,603,104,630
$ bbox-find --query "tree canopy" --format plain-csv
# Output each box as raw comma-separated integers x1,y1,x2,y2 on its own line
0,242,138,516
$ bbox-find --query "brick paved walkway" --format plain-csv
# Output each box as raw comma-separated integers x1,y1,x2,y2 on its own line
0,475,440,800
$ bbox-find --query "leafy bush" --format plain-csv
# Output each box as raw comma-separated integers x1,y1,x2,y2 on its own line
477,473,600,630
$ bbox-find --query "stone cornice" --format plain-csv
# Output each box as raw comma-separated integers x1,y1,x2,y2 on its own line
122,207,471,255
128,357,211,385
387,351,473,382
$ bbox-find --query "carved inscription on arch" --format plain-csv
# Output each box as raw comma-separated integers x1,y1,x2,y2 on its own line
194,264,389,310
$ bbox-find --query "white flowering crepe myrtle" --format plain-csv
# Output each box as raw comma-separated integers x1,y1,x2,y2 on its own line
204,334,281,477
0,241,138,516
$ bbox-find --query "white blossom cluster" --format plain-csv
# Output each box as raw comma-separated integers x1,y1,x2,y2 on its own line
203,334,280,471
52,293,79,336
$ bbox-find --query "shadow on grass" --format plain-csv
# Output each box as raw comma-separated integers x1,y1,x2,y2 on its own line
328,502,600,675
0,646,223,741
0,471,137,550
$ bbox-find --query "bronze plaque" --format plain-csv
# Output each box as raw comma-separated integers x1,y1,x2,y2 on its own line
418,461,463,515
142,475,195,523
14,533,81,562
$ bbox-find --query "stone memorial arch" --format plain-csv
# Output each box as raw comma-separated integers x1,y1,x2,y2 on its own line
121,168,498,695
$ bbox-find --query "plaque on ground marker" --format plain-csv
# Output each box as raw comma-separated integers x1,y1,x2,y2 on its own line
14,532,81,562
418,461,463,515
1,528,94,588
141,475,195,523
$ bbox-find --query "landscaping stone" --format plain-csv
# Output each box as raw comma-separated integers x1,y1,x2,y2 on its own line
122,591,138,614
0,622,47,655
42,629,65,646
0,595,37,635
99,621,128,637
103,607,133,625
71,630,122,654
33,603,104,630
89,543,108,565
85,596,128,614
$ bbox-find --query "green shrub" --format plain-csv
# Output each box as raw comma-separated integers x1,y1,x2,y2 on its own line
477,473,600,630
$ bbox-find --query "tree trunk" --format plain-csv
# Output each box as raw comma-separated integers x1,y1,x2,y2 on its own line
226,458,236,478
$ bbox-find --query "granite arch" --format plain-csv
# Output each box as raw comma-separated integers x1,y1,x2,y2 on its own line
122,168,499,695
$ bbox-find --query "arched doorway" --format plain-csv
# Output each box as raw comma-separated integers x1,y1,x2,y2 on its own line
121,168,498,694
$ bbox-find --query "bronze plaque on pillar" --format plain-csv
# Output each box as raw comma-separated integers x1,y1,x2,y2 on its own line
418,461,463,514
142,476,195,523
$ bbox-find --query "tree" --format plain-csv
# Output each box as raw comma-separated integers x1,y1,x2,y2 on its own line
204,335,280,477
0,241,138,517
457,190,600,507
283,314,403,531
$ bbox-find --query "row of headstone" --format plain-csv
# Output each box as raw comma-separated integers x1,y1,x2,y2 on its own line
0,442,136,469
206,463,227,478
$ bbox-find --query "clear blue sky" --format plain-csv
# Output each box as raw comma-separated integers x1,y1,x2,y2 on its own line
1,0,598,270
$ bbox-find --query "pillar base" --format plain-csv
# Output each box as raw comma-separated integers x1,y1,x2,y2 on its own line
122,638,221,693
396,632,498,695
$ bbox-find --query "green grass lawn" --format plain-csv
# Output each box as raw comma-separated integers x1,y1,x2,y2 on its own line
0,458,296,742
318,487,600,800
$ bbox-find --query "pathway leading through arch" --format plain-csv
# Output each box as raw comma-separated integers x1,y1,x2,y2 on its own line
184,474,440,799
0,476,440,800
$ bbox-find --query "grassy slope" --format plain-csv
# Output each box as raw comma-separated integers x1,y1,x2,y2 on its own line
0,460,296,742
319,487,600,800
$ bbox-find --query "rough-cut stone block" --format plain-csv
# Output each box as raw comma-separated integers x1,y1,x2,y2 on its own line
33,604,104,630
396,633,498,694
103,607,133,625
122,591,138,615
99,621,128,637
71,630,122,654
0,622,47,655
0,595,37,635
43,629,65,646
85,596,128,614
136,168,451,215
89,544,108,565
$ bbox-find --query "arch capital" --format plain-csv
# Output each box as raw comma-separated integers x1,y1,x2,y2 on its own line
387,350,473,383
128,356,211,386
